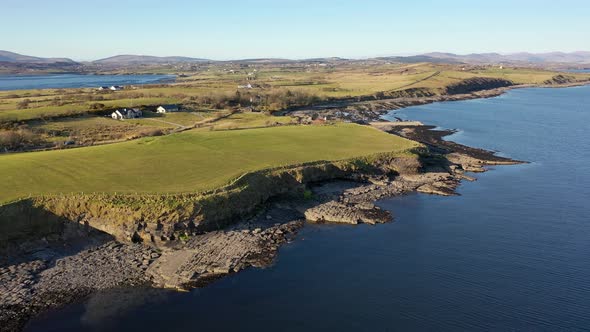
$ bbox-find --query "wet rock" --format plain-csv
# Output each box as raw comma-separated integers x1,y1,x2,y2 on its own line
146,221,303,290
0,241,154,330
304,201,391,225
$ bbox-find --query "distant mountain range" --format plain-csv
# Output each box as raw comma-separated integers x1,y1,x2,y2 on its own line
0,50,77,64
92,55,210,65
378,52,590,64
1,50,589,69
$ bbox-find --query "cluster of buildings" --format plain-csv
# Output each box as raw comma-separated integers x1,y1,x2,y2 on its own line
111,108,142,120
110,104,179,120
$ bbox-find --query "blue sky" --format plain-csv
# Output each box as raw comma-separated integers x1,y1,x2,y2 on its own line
2,0,589,60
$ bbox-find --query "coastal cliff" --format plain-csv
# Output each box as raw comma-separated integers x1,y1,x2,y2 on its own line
2,77,572,331
0,151,423,254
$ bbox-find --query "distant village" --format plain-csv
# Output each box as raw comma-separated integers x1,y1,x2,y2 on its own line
95,85,181,120
98,85,124,91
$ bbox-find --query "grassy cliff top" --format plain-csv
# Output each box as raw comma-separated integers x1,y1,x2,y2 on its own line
0,123,419,204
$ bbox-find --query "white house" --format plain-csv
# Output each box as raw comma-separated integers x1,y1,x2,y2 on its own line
97,86,109,91
156,104,179,113
109,85,124,91
111,108,142,120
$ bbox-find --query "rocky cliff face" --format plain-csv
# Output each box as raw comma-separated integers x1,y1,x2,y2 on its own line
361,87,438,101
445,77,514,94
543,74,578,85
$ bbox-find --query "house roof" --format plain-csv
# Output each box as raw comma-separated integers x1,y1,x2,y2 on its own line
159,104,178,109
113,108,140,116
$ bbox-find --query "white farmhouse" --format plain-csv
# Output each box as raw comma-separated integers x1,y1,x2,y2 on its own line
156,104,180,113
111,108,142,120
109,85,124,91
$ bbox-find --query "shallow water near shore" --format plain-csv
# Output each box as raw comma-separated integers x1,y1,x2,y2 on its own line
25,85,590,331
0,74,174,90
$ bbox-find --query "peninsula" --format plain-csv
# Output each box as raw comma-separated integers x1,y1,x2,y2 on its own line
1,54,590,331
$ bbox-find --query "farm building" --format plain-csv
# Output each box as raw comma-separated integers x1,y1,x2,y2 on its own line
156,104,180,113
111,108,142,120
110,85,124,91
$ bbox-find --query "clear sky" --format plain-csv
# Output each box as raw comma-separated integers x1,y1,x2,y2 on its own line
2,0,589,60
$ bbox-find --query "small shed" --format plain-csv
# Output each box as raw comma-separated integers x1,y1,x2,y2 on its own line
156,104,179,113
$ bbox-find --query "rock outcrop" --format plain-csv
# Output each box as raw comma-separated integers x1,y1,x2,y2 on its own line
304,201,391,225
445,77,514,95
543,74,577,85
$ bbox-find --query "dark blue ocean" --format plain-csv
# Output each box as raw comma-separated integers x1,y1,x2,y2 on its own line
0,74,174,91
26,85,590,331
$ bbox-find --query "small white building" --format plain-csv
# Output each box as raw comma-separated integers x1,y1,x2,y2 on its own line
110,85,124,91
111,108,142,120
98,86,110,91
156,104,179,113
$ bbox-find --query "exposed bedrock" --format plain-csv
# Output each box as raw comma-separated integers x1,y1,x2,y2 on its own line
445,77,514,95
0,152,424,256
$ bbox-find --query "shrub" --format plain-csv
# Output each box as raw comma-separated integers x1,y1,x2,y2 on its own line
89,103,105,110
16,99,31,110
0,128,46,151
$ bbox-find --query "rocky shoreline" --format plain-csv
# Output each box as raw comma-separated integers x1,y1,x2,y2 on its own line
0,88,530,331
288,80,590,124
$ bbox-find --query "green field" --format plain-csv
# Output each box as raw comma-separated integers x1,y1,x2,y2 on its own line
206,112,296,131
0,123,419,204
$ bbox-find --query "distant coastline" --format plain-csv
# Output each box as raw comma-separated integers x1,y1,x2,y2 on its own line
0,73,176,91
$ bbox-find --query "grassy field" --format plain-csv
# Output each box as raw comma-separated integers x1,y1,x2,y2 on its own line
0,123,419,203
9,110,229,149
206,112,296,131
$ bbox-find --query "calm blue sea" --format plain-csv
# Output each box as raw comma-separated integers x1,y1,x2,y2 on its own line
0,74,174,91
26,85,590,331
567,69,590,73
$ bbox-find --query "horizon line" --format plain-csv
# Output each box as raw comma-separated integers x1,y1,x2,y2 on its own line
3,49,590,63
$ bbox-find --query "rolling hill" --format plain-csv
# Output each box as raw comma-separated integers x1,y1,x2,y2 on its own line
379,52,590,64
0,50,77,64
93,55,210,65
